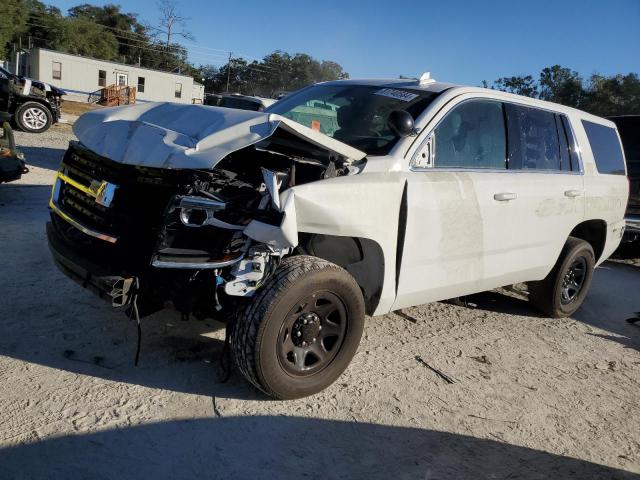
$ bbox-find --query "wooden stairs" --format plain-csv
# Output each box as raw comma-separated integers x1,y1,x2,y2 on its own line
90,85,137,106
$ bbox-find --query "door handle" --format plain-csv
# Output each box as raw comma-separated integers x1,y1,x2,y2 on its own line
564,189,582,198
494,192,517,201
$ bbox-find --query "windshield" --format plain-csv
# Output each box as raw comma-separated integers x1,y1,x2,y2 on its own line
266,84,439,155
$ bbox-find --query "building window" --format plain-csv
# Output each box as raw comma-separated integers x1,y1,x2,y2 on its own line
175,82,182,98
52,61,62,80
137,76,145,93
98,70,106,87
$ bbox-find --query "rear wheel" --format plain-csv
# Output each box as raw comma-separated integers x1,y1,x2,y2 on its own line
15,102,53,133
529,237,595,318
231,255,365,399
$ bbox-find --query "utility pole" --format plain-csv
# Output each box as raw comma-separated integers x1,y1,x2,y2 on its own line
226,52,232,92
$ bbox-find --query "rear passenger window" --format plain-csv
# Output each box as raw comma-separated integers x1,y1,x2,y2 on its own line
582,120,626,175
434,100,506,169
505,104,562,171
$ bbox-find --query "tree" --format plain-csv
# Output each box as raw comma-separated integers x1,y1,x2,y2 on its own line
0,0,29,58
492,75,538,97
57,16,119,60
538,65,584,107
485,65,640,116
68,3,151,64
154,0,193,51
10,1,65,55
582,73,640,116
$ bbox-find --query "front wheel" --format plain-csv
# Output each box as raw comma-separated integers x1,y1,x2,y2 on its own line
529,237,595,318
15,102,53,133
231,255,365,399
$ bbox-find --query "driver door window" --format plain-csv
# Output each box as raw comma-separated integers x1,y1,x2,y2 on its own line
434,100,507,169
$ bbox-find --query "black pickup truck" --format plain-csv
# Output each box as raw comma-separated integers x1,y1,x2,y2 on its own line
0,66,64,133
609,116,640,242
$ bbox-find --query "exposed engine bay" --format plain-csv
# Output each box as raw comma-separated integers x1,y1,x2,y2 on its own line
47,106,366,320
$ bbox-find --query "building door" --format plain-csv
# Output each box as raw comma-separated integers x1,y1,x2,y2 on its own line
116,73,128,86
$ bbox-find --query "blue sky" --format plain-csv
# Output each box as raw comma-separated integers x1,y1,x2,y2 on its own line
49,0,639,84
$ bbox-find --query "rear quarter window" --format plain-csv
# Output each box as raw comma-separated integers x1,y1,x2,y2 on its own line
582,120,626,175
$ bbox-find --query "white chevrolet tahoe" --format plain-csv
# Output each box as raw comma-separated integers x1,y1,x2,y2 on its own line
47,76,628,399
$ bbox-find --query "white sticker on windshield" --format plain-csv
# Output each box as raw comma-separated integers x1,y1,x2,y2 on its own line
374,88,418,102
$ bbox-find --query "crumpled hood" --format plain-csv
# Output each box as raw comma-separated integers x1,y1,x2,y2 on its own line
73,102,366,169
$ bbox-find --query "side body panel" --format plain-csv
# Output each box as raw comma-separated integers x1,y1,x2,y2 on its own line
570,116,628,264
392,91,587,311
393,169,585,310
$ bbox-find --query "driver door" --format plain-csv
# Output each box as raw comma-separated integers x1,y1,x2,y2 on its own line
393,99,525,309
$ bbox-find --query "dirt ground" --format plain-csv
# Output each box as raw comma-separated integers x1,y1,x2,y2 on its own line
1,126,640,480
61,100,103,117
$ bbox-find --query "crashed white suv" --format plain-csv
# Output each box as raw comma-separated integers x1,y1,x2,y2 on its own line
47,77,628,399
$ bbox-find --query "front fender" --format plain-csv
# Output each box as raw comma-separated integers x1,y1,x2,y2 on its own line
268,173,407,315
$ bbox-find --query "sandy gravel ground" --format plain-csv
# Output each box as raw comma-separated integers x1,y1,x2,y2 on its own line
1,127,639,480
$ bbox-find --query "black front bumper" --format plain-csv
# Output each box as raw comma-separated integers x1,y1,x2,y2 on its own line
47,220,134,306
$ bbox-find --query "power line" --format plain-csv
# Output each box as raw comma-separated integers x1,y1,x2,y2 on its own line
25,12,271,64
24,20,281,75
23,21,281,76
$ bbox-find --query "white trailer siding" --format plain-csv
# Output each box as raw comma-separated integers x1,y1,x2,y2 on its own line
29,48,195,104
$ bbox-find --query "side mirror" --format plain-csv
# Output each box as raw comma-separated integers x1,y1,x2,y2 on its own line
387,110,415,137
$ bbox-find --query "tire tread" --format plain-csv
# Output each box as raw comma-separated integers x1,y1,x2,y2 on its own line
230,255,351,399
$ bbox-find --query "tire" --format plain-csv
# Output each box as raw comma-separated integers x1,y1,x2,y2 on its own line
231,255,365,399
529,237,595,318
15,102,53,133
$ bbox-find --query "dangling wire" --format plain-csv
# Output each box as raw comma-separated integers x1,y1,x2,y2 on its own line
127,278,142,366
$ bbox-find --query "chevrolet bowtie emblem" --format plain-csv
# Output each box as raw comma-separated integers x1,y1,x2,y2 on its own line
89,180,117,207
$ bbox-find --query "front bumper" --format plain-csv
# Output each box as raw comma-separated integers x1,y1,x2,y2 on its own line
47,220,134,306
623,215,640,242
626,215,640,233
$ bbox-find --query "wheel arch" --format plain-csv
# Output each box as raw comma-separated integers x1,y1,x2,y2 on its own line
297,233,385,315
568,219,607,263
15,97,53,112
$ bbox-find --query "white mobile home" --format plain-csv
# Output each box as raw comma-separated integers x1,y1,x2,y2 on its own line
27,48,197,104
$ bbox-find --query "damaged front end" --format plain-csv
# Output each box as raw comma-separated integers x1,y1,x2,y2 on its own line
47,104,366,320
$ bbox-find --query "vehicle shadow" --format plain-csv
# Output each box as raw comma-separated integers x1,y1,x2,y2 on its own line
611,241,640,266
463,289,547,318
0,302,265,400
463,263,640,353
0,184,264,401
573,261,640,352
18,146,65,172
0,416,636,480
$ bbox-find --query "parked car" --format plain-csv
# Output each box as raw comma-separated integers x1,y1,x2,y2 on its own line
204,92,275,111
0,66,64,133
47,77,628,399
0,112,27,183
608,115,639,243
